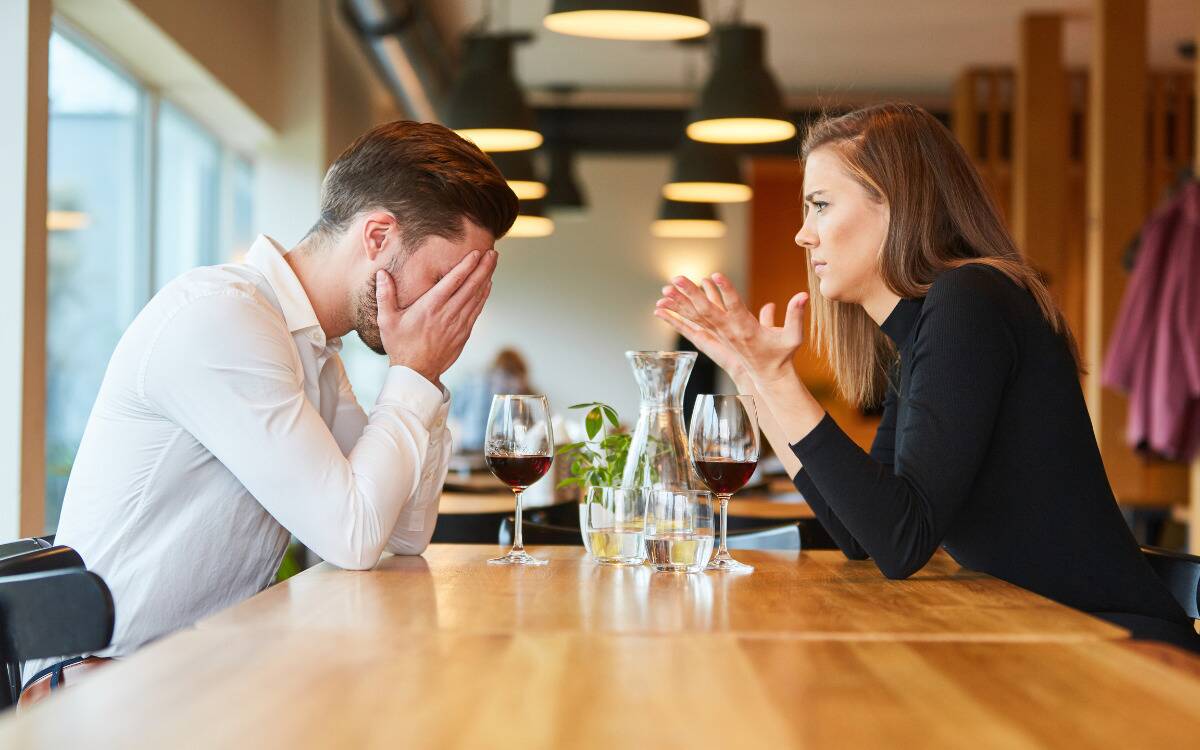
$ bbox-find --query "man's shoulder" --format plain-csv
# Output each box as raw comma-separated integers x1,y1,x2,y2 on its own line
145,263,283,328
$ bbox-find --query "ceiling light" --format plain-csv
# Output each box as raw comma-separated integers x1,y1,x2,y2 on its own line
489,151,547,200
687,24,796,145
507,200,555,238
652,199,725,238
543,145,587,213
662,139,751,203
544,1,709,41
443,33,542,152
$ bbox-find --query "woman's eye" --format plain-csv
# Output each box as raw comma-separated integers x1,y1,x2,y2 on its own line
812,201,829,214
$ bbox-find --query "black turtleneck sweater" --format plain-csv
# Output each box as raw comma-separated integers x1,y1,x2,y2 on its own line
790,264,1197,646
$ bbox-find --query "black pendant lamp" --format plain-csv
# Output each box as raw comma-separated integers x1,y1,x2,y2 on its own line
687,24,796,145
543,145,587,213
508,199,555,238
488,150,547,201
443,33,542,152
652,198,725,238
544,0,709,41
662,139,751,203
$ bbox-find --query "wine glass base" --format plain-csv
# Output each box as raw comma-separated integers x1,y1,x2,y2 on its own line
706,556,754,572
488,550,548,566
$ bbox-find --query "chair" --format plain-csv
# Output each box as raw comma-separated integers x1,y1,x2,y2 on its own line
498,518,582,546
0,537,51,561
0,545,112,709
1142,546,1200,620
725,523,802,552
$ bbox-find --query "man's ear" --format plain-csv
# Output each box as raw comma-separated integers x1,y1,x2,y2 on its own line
360,211,397,262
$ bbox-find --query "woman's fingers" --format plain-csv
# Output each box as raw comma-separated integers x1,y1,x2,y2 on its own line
783,292,809,342
659,285,705,322
759,302,776,327
710,273,748,313
671,276,719,324
700,277,726,312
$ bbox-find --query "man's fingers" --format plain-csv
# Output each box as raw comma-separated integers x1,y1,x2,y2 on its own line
759,302,776,327
447,249,498,309
420,249,483,309
376,269,398,321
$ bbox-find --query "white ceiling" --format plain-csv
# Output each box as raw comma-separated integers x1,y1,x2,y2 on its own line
430,1,1197,101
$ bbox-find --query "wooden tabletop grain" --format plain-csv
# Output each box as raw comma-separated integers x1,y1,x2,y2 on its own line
4,630,1199,748
196,545,1123,642
4,545,1195,749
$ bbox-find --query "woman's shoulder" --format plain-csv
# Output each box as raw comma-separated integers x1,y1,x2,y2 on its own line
923,262,1023,320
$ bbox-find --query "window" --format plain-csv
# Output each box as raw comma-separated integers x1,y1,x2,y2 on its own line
44,27,255,532
45,31,147,531
154,101,222,289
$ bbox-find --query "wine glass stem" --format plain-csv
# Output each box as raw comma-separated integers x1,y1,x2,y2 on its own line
717,494,731,556
512,488,526,553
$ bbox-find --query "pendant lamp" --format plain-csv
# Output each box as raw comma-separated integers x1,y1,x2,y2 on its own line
508,200,555,238
443,33,542,152
543,145,587,213
651,198,725,238
662,139,751,203
489,151,547,201
544,0,709,41
687,24,796,145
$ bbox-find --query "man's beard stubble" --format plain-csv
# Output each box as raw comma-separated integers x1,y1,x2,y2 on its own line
354,254,403,356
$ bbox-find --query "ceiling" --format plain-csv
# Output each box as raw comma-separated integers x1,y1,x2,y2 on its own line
427,1,1198,103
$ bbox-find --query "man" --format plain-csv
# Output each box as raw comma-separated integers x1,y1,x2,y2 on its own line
22,121,517,700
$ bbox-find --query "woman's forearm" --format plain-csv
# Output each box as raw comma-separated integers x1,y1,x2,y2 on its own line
747,367,827,447
730,371,803,478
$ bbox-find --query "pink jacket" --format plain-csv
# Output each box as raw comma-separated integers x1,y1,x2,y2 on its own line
1102,180,1200,461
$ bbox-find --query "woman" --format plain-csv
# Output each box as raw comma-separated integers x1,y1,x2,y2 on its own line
655,102,1199,650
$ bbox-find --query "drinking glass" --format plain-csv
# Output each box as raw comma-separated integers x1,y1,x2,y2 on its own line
484,395,554,566
644,489,715,573
580,486,647,565
688,394,760,572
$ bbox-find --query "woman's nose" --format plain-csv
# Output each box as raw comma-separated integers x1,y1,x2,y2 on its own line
795,221,817,249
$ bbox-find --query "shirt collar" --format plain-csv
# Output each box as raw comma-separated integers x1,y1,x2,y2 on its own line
880,296,924,348
244,234,326,342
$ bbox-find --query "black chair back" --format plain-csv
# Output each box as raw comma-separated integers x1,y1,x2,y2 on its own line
0,545,112,709
0,538,51,561
0,546,84,578
1142,546,1200,620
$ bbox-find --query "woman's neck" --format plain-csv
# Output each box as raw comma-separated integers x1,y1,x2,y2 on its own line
862,288,902,327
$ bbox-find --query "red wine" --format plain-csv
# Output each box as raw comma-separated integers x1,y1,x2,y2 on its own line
485,454,552,489
694,458,757,495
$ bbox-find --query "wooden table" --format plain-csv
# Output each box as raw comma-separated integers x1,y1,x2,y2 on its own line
197,546,1123,642
5,546,1200,748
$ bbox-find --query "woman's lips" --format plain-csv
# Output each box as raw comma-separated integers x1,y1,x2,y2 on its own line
812,260,828,275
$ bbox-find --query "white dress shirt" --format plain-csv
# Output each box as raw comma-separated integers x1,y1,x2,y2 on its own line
41,234,450,671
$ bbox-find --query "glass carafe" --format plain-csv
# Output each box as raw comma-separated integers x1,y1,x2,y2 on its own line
621,351,698,490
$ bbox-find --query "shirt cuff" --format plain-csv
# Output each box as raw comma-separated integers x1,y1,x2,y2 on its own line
377,366,444,427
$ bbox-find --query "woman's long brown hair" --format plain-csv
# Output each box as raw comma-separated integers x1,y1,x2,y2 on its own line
800,102,1080,408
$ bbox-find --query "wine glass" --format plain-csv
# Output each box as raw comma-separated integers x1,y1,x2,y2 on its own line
484,395,554,566
688,395,760,572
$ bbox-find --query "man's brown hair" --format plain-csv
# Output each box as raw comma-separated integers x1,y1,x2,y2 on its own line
312,120,518,248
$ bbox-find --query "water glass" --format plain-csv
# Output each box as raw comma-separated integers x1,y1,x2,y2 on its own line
644,489,715,573
580,486,647,565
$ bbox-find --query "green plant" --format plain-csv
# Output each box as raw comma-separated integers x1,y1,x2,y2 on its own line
556,402,631,489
